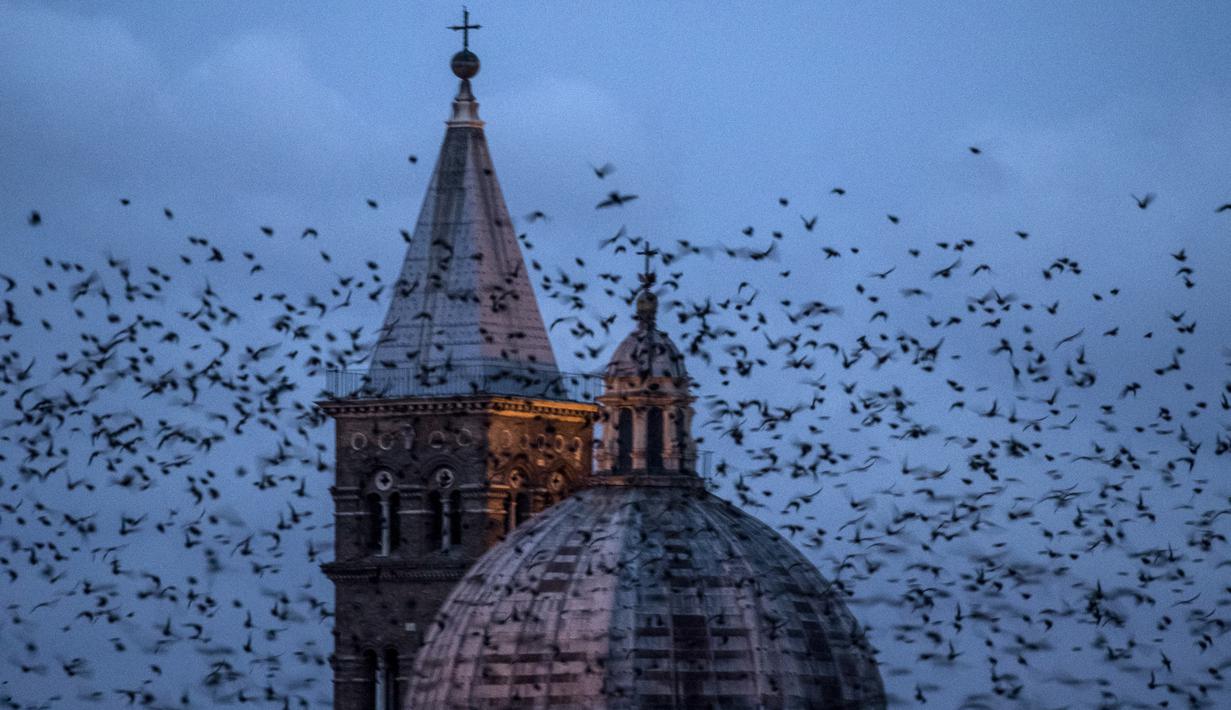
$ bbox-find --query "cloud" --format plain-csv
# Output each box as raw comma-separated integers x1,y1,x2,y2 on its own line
0,3,392,209
483,76,652,214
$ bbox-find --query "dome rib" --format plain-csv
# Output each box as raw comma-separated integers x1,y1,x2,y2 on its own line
405,485,886,709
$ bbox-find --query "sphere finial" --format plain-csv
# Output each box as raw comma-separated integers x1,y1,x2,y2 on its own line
448,7,481,79
451,50,480,79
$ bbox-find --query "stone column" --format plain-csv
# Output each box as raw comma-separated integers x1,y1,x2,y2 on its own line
663,405,680,473
681,407,696,472
378,498,391,556
440,495,452,551
595,402,613,472
374,653,388,710
631,406,647,472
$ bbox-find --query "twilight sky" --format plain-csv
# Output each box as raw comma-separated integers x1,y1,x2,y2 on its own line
3,2,1231,708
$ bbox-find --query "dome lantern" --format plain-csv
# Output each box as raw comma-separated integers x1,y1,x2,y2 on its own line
595,245,697,478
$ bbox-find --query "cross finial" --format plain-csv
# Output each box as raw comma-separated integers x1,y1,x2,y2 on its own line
633,242,660,329
448,7,481,51
636,242,659,290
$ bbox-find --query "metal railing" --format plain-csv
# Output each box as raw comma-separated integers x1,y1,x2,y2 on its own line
324,365,603,402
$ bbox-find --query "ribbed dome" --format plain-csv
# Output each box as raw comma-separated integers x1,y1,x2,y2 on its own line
605,325,688,381
405,480,886,709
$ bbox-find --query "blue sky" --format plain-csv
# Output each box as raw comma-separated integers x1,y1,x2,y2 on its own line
3,2,1231,707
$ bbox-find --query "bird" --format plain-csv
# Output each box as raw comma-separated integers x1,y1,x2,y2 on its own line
2,81,1228,710
590,162,615,179
27,210,41,226
596,191,638,209
1132,193,1155,209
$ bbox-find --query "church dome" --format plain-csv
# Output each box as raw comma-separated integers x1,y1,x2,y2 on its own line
604,287,687,384
605,323,688,381
405,478,887,709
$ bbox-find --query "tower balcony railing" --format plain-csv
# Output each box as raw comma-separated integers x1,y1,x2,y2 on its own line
324,365,603,403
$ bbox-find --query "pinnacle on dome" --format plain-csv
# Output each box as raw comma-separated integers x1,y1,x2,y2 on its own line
367,17,559,395
603,243,688,382
596,244,698,478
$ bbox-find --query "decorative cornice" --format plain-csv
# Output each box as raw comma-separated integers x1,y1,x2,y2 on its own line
588,473,706,489
322,560,471,583
317,395,598,420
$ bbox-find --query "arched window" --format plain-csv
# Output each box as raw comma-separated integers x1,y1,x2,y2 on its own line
382,648,399,710
646,406,664,471
427,492,443,551
388,493,401,552
616,408,633,472
366,494,382,553
515,492,531,527
448,491,463,547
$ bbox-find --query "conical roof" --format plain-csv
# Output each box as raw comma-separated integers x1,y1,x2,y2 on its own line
405,481,886,709
369,75,558,394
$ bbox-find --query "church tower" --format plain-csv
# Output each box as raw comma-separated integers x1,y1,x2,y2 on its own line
320,17,599,709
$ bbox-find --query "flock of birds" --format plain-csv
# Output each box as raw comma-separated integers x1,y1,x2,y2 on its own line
2,141,1230,710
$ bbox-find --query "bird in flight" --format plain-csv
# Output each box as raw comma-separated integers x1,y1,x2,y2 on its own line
597,191,638,209
1132,193,1155,210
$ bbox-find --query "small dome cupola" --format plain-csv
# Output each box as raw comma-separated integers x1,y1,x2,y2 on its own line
596,249,697,477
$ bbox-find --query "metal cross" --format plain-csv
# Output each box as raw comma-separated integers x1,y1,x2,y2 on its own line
448,7,481,50
636,242,658,289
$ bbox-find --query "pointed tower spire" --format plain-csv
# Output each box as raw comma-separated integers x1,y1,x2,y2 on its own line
370,14,559,395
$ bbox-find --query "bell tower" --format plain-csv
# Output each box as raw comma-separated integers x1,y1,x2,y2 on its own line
320,17,598,709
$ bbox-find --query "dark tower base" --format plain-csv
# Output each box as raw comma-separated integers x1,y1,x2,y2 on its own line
321,395,596,710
